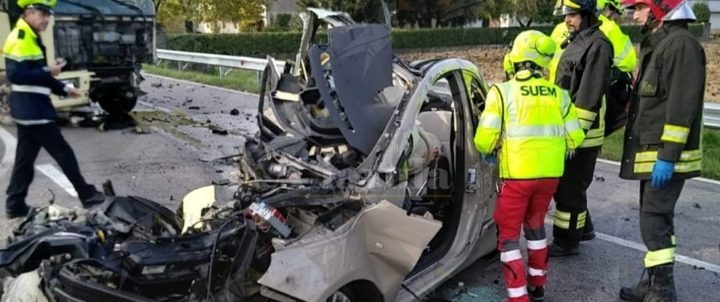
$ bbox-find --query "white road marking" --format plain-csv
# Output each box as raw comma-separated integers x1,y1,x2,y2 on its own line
545,217,720,274
597,159,720,186
1,127,78,198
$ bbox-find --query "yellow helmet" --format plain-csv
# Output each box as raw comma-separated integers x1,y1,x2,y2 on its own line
18,0,56,13
506,30,556,71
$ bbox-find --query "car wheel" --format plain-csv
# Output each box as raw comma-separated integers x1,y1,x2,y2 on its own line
327,288,354,302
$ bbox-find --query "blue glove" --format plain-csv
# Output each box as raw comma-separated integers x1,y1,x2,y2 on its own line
651,159,674,188
483,154,497,165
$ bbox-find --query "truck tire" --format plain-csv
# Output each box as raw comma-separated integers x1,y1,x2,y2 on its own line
92,84,138,115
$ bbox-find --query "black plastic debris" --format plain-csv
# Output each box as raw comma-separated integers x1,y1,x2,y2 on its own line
693,203,702,209
212,128,229,136
230,109,240,116
188,106,200,110
151,82,162,88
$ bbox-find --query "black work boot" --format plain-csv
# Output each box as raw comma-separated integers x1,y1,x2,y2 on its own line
581,214,596,241
548,241,579,257
619,271,649,301
528,286,544,302
643,264,676,302
81,191,106,208
5,205,34,219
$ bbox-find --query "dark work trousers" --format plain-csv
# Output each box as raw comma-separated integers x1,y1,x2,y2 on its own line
5,123,96,212
552,148,599,247
639,179,684,267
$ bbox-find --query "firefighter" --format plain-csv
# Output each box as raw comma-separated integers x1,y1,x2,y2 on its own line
549,0,613,257
617,0,704,301
475,30,585,302
4,0,106,218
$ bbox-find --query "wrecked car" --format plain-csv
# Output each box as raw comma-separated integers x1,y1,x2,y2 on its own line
0,7,499,302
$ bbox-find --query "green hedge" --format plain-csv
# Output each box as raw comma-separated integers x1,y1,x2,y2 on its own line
166,24,705,57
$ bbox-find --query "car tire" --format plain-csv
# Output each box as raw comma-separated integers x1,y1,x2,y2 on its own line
327,287,356,302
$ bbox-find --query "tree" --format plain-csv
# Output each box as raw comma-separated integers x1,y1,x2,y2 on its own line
157,0,268,33
476,0,513,27
297,0,383,23
692,1,711,24
513,0,556,27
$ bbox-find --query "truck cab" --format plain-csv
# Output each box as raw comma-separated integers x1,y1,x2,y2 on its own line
0,0,156,119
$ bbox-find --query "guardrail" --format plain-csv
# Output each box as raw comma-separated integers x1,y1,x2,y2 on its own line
155,49,720,129
156,49,284,78
705,103,720,129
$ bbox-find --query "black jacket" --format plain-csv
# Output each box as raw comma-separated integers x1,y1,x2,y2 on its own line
555,24,613,149
620,22,706,180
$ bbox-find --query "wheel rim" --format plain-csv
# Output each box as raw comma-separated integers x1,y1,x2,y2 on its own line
328,291,352,302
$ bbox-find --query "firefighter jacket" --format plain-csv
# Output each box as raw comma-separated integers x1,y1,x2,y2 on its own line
554,24,613,149
474,70,586,179
3,18,68,124
620,22,705,180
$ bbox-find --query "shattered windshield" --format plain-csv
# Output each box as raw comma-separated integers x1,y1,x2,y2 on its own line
55,0,156,16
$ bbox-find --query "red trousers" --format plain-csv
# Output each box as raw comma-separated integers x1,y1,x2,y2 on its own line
494,179,559,302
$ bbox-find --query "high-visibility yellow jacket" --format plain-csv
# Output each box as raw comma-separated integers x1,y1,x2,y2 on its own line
598,15,636,73
474,70,586,179
3,18,68,124
548,22,569,84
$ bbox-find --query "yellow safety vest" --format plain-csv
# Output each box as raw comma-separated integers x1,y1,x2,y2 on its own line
3,18,44,63
474,71,586,179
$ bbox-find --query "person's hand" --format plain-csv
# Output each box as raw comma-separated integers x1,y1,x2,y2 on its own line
48,61,66,76
67,87,83,98
566,149,576,160
651,159,674,188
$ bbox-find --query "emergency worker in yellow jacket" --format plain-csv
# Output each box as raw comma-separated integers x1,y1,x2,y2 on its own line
475,30,585,302
4,0,105,219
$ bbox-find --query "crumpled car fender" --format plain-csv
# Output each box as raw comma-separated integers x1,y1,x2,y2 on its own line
258,201,442,301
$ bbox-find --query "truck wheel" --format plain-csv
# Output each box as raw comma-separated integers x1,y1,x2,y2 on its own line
93,85,138,115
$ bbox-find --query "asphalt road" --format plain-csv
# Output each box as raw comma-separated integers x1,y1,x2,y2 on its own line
1,75,718,301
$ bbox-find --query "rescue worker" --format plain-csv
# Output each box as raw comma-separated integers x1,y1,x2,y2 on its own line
597,0,637,138
475,30,585,302
4,0,106,219
617,0,704,301
549,0,613,257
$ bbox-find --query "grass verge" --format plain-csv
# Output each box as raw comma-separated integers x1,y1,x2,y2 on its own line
142,63,260,93
600,127,720,180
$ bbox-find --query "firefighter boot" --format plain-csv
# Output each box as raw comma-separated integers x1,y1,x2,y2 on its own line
643,264,676,302
619,273,649,301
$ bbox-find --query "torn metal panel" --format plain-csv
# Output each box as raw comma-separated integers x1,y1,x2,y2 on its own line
258,201,441,301
307,24,395,155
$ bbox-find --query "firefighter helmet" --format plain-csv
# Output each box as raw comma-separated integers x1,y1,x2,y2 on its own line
621,0,695,21
560,0,599,16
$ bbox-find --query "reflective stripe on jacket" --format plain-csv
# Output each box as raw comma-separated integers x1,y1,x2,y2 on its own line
474,70,585,179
